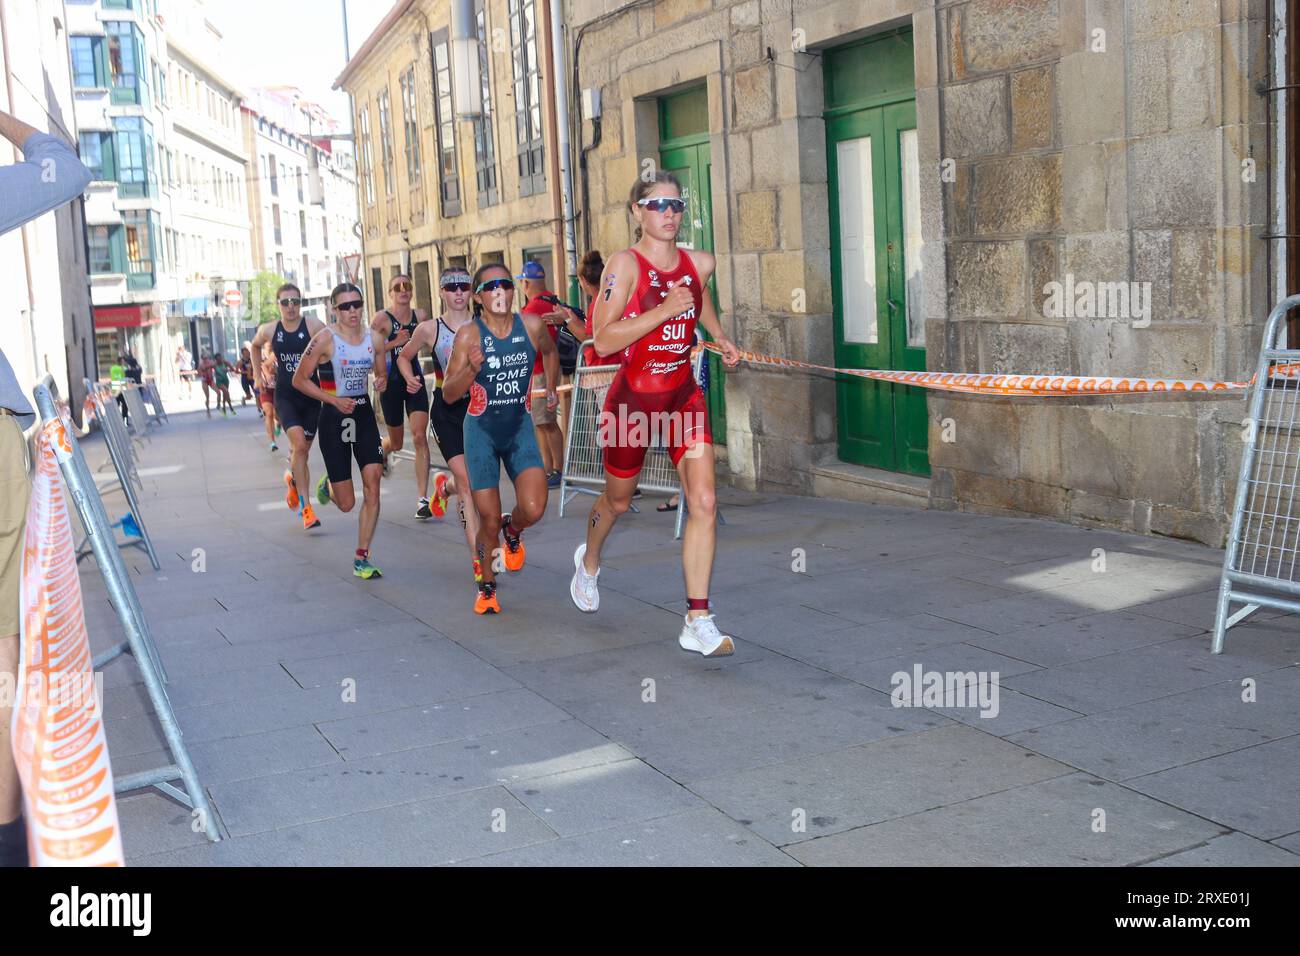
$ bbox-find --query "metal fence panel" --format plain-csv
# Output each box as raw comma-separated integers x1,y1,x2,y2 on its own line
1213,293,1300,652
31,377,219,841
83,385,159,568
124,383,158,431
143,380,169,424
559,339,717,539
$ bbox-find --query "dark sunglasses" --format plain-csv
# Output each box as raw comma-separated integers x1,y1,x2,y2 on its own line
278,297,302,306
476,278,515,293
636,197,686,214
336,299,364,311
441,282,471,292
390,281,412,293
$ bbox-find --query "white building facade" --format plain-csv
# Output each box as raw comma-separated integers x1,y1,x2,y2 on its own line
68,0,175,381
160,2,253,369
0,0,97,416
243,87,361,327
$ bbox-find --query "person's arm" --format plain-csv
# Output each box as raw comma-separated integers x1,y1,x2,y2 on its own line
371,310,408,353
396,321,433,393
560,307,587,341
370,325,388,392
524,314,560,407
249,324,270,388
592,251,686,357
292,329,345,408
0,110,93,237
686,251,740,368
0,110,40,148
440,325,483,404
543,303,585,341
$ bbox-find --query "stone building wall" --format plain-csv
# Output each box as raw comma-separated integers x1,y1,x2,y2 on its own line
571,0,936,490
567,0,1272,546
928,0,1269,546
338,0,561,304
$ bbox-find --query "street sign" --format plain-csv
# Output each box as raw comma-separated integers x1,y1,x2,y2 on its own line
224,289,243,307
343,253,361,282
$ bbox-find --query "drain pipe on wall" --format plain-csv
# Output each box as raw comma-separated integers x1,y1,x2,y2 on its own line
546,0,579,303
1270,0,1290,311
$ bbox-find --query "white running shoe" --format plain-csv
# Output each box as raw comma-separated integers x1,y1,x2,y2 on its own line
570,543,600,613
678,613,735,657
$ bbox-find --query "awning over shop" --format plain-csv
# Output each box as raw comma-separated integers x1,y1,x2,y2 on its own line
93,303,164,329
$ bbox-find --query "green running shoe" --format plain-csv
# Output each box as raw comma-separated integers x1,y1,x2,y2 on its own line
353,557,383,579
315,474,331,506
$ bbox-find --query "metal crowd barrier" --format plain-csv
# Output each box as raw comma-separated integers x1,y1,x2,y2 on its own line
32,377,220,841
92,381,142,485
81,384,160,570
559,339,719,539
87,379,143,478
1213,292,1300,652
142,379,169,425
123,384,157,434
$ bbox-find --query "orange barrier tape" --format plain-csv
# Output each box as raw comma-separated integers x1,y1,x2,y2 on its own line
699,341,1254,396
529,383,575,397
13,422,125,866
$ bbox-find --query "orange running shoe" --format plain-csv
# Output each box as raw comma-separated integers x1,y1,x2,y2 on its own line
302,503,321,530
284,470,300,511
501,514,525,572
474,581,500,614
431,472,449,518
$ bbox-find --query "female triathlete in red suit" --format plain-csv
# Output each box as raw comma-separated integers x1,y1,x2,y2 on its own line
569,170,741,657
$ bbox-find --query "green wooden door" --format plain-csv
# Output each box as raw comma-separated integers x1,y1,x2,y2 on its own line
659,88,725,443
825,29,928,475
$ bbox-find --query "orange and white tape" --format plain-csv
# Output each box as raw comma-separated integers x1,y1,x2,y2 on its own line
13,424,125,866
700,342,1253,396
527,343,1283,398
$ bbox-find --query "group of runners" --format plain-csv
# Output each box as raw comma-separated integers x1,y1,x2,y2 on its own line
244,170,741,656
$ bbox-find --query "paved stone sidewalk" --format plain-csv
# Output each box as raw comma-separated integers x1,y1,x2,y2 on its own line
76,407,1300,866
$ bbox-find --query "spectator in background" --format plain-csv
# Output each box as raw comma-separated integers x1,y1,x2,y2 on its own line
577,250,617,370
113,352,143,423
517,261,565,488
0,106,93,868
123,352,142,385
535,255,598,464
573,251,647,504
198,353,215,417
237,345,255,406
116,353,133,422
176,344,194,397
212,355,236,417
